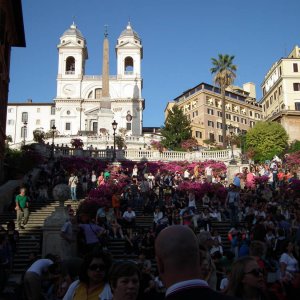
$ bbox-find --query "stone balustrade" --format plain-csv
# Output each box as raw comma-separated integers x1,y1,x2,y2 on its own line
54,147,240,162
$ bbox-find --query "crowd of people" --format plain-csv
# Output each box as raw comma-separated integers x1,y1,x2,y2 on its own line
0,156,300,299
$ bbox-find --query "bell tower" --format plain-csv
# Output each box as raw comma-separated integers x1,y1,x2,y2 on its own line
56,22,88,99
116,22,143,80
114,22,144,136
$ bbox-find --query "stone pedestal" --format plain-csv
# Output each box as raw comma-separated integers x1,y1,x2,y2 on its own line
74,149,83,156
42,184,77,258
227,164,241,185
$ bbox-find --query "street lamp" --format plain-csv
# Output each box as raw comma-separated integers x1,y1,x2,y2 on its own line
112,120,118,162
51,124,56,159
23,121,27,146
240,129,248,164
228,124,237,165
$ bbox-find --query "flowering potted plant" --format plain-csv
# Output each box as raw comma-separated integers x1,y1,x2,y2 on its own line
181,138,198,152
70,138,84,149
150,140,163,152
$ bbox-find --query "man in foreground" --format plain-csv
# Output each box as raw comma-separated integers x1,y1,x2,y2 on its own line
155,225,236,299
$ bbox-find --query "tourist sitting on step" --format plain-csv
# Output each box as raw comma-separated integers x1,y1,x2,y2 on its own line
124,229,142,256
153,206,164,230
109,217,124,239
140,230,155,259
122,207,136,240
199,208,212,232
79,219,107,253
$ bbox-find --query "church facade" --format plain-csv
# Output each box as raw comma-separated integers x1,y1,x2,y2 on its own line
7,22,145,144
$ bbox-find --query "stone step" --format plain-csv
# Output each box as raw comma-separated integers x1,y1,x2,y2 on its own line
1,197,237,284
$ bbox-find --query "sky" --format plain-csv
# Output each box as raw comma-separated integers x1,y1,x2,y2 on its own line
9,0,300,126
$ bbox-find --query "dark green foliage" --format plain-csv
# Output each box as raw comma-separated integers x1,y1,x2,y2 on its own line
4,145,44,180
161,105,192,150
288,140,300,153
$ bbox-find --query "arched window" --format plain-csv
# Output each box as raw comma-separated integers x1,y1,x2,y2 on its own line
66,56,75,74
124,56,133,74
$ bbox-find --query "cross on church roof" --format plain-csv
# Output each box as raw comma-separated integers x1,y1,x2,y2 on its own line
104,24,108,38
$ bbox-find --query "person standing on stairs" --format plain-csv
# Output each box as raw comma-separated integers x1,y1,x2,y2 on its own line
68,173,78,201
15,187,30,230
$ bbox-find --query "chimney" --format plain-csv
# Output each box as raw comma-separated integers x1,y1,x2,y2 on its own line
27,99,32,103
243,83,256,99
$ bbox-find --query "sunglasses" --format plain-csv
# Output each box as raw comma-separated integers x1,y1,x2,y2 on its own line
244,268,263,276
89,264,105,271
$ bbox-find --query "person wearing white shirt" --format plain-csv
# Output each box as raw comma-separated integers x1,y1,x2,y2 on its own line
91,170,97,189
183,169,190,180
205,166,213,183
132,164,138,177
122,207,136,239
68,173,78,201
147,173,155,189
188,192,196,211
24,257,54,300
280,242,299,280
153,207,163,228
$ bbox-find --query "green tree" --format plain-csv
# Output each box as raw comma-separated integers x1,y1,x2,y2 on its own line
288,140,300,153
210,54,237,147
161,105,192,150
246,121,288,162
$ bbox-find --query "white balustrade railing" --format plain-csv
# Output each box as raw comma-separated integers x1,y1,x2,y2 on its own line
53,147,239,162
9,137,240,163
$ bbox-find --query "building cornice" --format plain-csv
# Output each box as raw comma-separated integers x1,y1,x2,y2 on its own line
266,110,300,121
261,57,300,86
8,102,53,106
175,89,262,111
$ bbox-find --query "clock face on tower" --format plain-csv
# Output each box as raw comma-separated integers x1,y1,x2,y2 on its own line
63,84,75,95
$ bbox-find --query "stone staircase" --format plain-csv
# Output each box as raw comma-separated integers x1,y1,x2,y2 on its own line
0,200,235,283
0,200,77,280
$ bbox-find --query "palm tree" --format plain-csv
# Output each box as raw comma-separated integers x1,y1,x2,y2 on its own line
210,54,237,147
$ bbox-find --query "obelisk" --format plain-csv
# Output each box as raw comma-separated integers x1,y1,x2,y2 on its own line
102,26,110,106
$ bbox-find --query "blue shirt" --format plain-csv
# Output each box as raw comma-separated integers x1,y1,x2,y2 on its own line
233,176,241,187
